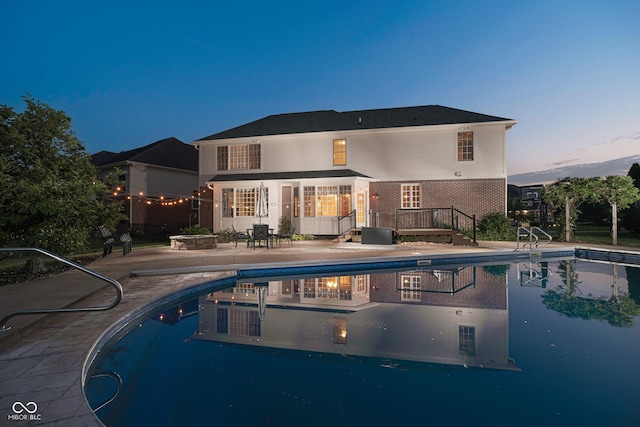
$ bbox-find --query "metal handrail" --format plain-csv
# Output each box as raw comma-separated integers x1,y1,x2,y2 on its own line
530,226,552,245
337,209,357,236
0,247,123,331
517,226,552,250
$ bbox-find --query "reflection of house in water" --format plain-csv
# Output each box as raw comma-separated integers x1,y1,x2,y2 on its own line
196,266,518,371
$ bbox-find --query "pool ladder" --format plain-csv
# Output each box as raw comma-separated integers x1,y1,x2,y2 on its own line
516,226,552,251
517,261,552,287
0,247,123,331
88,371,123,412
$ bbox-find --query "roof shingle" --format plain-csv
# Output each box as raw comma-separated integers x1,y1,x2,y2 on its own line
92,137,198,171
198,105,514,141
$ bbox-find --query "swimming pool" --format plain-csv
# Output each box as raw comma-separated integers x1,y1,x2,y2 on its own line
83,250,640,426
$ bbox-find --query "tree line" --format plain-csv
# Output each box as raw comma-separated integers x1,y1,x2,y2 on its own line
542,170,640,244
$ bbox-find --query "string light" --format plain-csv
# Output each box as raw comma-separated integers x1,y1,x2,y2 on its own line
108,188,214,207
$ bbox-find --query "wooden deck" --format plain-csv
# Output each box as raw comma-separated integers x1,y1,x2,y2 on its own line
345,228,477,246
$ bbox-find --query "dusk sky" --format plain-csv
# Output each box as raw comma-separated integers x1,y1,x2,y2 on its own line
2,0,638,176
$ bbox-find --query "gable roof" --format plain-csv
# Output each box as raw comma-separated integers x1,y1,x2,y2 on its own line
92,137,198,172
198,105,515,141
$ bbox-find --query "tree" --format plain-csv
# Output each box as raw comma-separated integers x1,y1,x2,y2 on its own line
0,95,123,254
542,177,599,242
542,261,640,327
622,163,640,233
594,175,640,245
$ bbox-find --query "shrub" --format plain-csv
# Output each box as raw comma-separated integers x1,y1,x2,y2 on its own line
477,212,515,241
215,229,235,243
278,217,293,234
180,226,213,235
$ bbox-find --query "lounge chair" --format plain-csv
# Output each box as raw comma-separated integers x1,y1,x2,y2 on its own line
97,225,132,256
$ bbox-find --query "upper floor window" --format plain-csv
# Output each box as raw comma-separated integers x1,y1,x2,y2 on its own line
217,146,228,171
401,184,420,209
333,139,347,166
217,143,261,171
457,131,474,161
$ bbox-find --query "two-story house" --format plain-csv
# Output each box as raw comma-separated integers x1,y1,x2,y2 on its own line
93,137,199,236
194,105,516,237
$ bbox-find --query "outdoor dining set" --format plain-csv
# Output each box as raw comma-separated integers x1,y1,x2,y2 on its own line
233,224,294,249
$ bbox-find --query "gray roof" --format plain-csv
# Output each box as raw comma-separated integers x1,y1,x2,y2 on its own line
198,105,514,141
207,169,371,182
92,137,198,172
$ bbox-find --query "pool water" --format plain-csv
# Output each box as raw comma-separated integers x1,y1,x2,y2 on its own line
85,258,640,426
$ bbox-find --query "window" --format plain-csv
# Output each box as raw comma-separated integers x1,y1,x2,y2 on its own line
293,187,299,217
457,131,474,161
222,188,233,217
333,138,347,166
356,193,365,223
400,275,421,301
216,308,228,333
304,186,315,217
401,184,420,209
303,279,316,298
339,185,351,216
333,317,348,345
317,186,338,217
228,309,261,337
216,144,261,171
116,174,127,193
317,276,352,300
217,146,228,171
313,185,352,217
235,188,256,217
221,187,269,218
459,325,476,356
229,145,248,170
249,144,261,169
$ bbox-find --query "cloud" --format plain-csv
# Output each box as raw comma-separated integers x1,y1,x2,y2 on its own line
551,158,580,167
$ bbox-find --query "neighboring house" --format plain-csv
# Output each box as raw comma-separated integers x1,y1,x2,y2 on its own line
194,105,517,237
92,137,199,236
507,183,550,225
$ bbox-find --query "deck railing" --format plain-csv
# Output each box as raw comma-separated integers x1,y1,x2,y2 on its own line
395,206,476,243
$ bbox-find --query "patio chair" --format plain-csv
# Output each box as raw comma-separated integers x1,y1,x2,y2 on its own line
251,224,273,249
232,225,250,248
274,224,295,247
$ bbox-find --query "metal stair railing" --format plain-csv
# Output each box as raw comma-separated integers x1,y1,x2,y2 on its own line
337,209,357,237
517,226,552,250
0,247,123,332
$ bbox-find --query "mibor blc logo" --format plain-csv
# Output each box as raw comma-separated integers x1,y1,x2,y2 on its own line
8,401,41,421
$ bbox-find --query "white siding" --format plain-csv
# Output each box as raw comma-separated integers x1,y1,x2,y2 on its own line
197,122,510,186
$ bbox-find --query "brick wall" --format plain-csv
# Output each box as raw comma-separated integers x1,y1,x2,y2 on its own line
370,179,505,228
199,186,214,232
281,186,292,225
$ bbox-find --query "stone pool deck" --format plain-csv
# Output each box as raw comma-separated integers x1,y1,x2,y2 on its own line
0,239,621,425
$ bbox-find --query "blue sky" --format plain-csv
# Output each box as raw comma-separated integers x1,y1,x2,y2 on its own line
2,0,639,175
